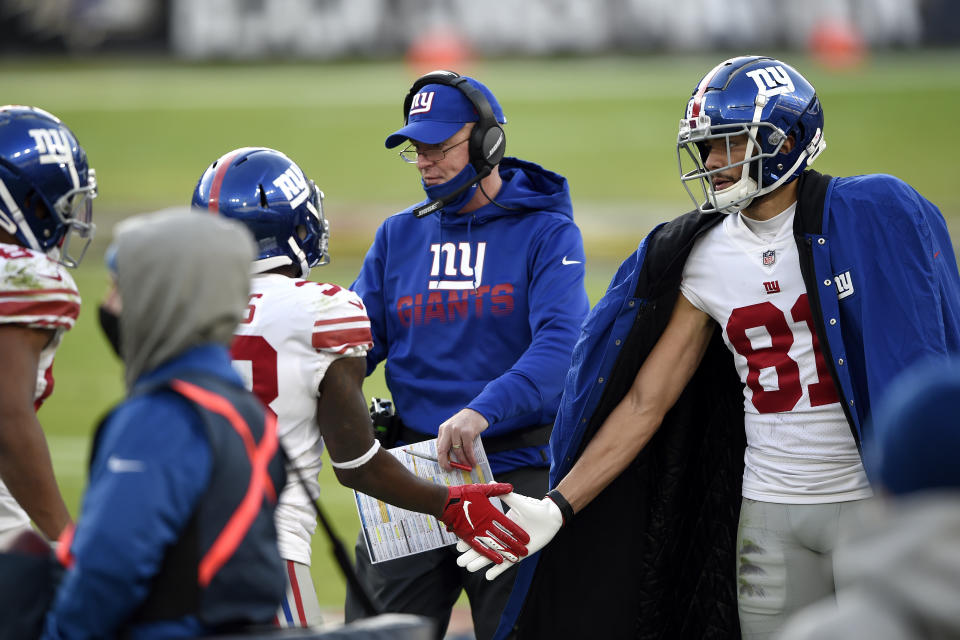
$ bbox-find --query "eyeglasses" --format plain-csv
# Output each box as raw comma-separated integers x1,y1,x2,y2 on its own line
399,138,469,164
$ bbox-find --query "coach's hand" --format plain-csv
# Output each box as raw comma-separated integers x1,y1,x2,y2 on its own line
436,408,487,470
456,491,564,580
440,483,530,564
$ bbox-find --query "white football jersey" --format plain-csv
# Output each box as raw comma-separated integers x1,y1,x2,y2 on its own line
680,208,871,504
0,242,80,535
231,273,373,564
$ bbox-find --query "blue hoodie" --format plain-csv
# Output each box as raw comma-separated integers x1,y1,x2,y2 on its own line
352,157,590,473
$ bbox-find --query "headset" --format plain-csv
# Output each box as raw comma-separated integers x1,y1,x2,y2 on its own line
405,70,507,217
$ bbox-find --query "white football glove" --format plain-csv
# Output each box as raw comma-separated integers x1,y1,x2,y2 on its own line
456,492,563,580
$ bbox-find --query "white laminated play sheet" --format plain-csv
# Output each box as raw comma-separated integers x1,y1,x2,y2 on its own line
353,436,498,563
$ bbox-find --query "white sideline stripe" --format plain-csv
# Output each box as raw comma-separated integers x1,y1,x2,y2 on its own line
17,79,955,112
12,60,958,112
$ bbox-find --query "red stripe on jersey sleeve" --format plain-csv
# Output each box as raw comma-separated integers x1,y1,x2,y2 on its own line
0,298,80,323
312,315,369,327
312,327,373,351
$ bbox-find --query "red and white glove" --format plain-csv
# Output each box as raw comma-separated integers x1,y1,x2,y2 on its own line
456,491,565,580
440,483,530,564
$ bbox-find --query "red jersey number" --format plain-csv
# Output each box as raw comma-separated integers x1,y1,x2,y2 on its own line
231,335,279,408
240,294,263,324
0,245,33,260
726,294,839,413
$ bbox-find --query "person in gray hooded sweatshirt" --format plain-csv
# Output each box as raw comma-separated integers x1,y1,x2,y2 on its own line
43,209,288,639
777,357,960,640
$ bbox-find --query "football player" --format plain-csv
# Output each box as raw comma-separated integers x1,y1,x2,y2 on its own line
457,56,960,639
0,105,96,546
192,147,529,628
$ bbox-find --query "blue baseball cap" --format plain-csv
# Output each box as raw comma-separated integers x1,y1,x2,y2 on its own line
384,77,506,149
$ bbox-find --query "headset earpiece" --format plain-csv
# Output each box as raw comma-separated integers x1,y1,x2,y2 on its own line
477,122,505,169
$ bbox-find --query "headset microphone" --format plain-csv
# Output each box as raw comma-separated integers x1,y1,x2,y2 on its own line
412,166,491,218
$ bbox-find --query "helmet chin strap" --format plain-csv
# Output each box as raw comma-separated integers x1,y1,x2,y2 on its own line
711,177,757,214
288,237,310,278
758,151,808,195
712,122,809,214
249,239,312,278
710,150,759,214
251,255,291,274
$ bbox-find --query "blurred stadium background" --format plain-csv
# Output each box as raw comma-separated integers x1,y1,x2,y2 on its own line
4,0,959,626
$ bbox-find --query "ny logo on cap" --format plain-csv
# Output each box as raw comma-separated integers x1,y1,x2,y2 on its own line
409,91,435,115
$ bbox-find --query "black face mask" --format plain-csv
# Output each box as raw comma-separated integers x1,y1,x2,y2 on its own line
98,305,122,358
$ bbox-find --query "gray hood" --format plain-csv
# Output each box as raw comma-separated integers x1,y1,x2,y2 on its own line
112,208,255,388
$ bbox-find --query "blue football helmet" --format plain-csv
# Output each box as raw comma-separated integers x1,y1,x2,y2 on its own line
677,56,826,214
0,105,97,266
192,147,329,277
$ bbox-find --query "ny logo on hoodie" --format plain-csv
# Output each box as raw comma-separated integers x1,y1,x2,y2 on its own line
428,242,486,290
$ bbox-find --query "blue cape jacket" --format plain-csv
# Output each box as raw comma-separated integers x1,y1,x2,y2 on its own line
496,170,960,638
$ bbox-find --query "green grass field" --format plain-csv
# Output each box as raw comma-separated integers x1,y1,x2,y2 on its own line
7,50,959,607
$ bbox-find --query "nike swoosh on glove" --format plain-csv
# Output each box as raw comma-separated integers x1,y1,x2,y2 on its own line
440,483,530,564
456,492,563,580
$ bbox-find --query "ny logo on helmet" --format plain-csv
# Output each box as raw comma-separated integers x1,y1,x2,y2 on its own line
28,128,72,165
746,66,795,97
409,91,435,115
272,165,309,209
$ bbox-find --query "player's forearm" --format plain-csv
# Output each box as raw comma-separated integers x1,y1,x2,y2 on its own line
334,450,448,518
554,400,663,514
0,415,71,539
554,294,714,513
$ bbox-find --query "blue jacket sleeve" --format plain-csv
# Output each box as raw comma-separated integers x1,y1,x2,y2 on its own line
468,219,590,425
42,394,212,640
351,223,389,377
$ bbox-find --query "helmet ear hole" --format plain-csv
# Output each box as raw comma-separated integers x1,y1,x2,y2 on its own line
296,224,307,241
24,191,50,221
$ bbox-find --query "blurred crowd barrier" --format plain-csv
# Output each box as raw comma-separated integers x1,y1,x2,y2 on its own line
2,0,959,58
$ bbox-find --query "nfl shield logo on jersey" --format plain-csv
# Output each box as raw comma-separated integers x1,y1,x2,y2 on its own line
762,249,776,266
